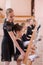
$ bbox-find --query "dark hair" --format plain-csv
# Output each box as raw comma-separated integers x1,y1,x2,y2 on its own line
6,8,13,16
14,23,23,33
0,8,3,11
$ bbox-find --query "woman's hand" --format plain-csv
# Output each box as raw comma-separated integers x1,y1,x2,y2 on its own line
21,51,25,59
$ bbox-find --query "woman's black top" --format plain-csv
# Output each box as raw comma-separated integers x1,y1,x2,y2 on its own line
1,19,15,59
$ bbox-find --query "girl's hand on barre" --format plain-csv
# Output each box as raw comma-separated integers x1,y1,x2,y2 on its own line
30,49,36,54
30,44,37,54
31,44,37,50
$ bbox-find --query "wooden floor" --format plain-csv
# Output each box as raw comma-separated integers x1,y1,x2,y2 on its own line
0,23,43,65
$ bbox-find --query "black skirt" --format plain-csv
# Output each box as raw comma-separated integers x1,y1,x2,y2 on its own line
1,37,14,61
1,19,16,61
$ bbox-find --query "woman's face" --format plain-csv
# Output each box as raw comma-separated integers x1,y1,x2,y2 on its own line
8,11,14,22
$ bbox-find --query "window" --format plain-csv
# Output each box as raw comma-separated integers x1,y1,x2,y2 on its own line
5,0,11,9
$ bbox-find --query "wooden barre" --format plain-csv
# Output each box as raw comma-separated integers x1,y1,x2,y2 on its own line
0,15,35,23
0,15,34,18
14,16,35,18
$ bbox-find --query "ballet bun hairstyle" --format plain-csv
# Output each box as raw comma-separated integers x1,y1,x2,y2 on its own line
14,23,23,33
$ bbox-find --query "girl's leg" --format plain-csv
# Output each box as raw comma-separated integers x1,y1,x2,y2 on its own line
20,60,32,65
17,60,21,65
27,60,32,65
4,61,10,65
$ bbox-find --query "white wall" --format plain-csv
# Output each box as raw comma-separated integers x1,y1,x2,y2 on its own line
35,0,43,34
35,0,43,32
0,0,31,16
34,1,43,65
11,0,31,16
0,0,6,9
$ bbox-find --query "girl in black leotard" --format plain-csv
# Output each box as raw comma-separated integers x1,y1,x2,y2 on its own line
21,19,35,47
10,23,25,65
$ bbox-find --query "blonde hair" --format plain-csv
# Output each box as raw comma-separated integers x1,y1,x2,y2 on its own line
6,8,13,16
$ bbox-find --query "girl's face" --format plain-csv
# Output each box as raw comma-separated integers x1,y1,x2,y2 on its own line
29,20,33,25
16,29,24,38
